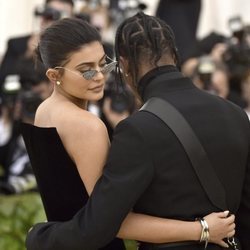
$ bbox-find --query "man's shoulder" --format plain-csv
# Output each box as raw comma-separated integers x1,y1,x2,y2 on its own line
217,95,248,120
116,109,160,134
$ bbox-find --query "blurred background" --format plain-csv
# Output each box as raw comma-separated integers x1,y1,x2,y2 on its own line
1,0,250,56
0,0,250,249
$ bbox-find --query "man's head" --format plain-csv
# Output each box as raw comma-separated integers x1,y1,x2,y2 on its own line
115,12,179,94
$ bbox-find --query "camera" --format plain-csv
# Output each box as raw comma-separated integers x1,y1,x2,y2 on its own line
109,91,134,114
197,56,215,91
34,6,65,21
104,73,136,114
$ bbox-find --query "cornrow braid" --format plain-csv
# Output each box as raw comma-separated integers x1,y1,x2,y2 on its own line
115,11,180,93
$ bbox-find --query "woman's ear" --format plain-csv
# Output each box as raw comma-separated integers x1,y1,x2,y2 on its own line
46,69,60,84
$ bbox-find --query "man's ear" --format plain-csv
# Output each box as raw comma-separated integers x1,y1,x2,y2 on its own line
46,68,60,84
119,56,130,74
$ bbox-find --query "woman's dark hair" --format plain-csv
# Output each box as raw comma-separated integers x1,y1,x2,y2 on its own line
36,18,101,68
115,12,179,90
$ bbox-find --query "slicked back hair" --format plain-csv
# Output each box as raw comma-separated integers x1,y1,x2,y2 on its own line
115,12,179,93
36,18,101,69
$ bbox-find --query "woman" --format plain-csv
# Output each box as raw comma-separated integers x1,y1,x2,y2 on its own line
22,18,235,250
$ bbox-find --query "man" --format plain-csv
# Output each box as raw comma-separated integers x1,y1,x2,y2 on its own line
26,13,250,250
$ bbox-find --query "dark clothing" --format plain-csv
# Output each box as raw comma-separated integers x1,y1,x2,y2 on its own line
156,0,201,63
21,123,125,250
0,35,30,89
25,66,250,250
0,121,22,181
139,242,231,250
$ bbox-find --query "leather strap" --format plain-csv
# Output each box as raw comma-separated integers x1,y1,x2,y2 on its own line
140,97,227,210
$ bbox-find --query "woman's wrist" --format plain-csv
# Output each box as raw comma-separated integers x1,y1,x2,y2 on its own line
192,220,203,241
197,218,210,248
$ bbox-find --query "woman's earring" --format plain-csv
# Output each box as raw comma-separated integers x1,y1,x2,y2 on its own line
56,80,61,85
125,73,129,77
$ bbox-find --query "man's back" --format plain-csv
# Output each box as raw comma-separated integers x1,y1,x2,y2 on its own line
125,68,250,248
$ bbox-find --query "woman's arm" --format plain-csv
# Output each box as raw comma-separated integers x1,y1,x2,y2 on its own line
118,211,234,248
62,113,234,248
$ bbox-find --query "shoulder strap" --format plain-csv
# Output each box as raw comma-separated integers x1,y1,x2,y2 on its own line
140,97,227,210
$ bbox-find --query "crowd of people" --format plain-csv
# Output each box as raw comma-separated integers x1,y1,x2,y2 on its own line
0,1,250,250
0,0,139,194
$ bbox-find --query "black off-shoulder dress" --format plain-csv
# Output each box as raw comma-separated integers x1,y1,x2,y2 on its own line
21,123,125,250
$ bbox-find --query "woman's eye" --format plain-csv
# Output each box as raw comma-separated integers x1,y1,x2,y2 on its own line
79,69,91,73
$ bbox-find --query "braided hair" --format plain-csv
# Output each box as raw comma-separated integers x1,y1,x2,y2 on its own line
115,12,179,93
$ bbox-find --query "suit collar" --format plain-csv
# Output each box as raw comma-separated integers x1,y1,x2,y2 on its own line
138,65,195,102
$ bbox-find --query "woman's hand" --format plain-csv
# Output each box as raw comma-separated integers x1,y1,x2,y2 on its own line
204,211,235,248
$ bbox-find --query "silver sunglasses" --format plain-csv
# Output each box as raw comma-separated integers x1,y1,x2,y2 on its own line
54,56,117,80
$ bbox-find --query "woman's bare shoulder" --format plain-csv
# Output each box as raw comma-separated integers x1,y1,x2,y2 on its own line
35,98,106,133
52,102,108,142
34,98,53,127
56,104,109,162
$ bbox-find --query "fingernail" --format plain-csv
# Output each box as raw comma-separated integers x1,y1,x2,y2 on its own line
224,210,229,216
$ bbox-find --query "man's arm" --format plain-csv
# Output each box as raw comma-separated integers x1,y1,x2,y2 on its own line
26,118,154,250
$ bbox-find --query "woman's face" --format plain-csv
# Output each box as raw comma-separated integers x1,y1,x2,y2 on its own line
58,41,106,102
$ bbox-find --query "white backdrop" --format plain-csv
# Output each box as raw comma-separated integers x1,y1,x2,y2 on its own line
0,0,250,59
197,0,250,38
0,0,44,57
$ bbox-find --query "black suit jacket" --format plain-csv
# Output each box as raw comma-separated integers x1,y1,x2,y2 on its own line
26,66,250,250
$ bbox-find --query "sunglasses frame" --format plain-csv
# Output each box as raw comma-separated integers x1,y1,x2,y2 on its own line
54,56,117,80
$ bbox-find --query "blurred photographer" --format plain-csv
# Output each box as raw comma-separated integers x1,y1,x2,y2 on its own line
109,0,147,27
101,73,136,138
241,69,250,119
223,16,250,99
194,56,216,93
17,57,53,100
0,90,42,195
36,0,74,30
0,76,21,185
193,55,246,107
0,0,74,92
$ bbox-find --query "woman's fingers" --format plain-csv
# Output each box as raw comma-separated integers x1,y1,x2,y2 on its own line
228,223,235,231
227,230,236,238
225,214,235,224
221,210,230,218
204,211,236,244
218,240,229,248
